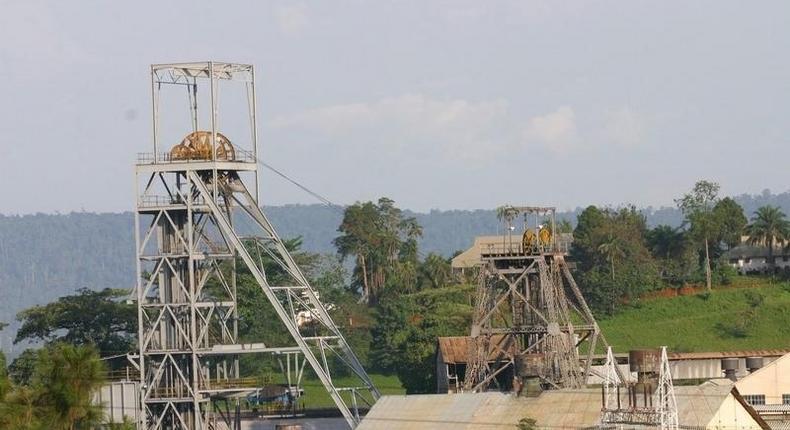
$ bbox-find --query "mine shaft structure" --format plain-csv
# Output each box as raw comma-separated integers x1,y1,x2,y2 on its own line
464,206,607,393
135,62,379,430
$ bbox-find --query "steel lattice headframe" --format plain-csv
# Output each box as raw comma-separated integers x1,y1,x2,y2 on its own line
463,206,617,393
134,62,378,430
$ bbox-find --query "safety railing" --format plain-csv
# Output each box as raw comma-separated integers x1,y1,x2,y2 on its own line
137,148,256,164
138,195,206,208
482,240,571,256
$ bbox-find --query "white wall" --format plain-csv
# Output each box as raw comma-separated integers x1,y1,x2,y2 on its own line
706,393,764,430
94,381,140,424
736,355,790,406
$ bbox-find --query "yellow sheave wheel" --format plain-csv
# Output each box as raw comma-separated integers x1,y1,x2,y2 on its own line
169,131,236,161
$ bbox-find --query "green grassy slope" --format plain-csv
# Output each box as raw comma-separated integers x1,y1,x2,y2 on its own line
300,374,405,409
598,278,790,352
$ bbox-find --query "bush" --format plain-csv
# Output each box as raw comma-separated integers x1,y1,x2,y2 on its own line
713,263,738,285
744,290,765,308
715,320,749,338
518,417,537,430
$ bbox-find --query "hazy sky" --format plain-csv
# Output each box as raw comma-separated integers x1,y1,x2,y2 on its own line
1,0,789,214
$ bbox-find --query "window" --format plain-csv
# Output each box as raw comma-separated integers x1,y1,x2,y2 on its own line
784,256,789,262
783,394,790,405
744,394,766,405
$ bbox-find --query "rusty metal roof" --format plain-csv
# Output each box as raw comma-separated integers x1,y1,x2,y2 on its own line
437,336,514,364
440,338,789,364
667,349,790,361
437,337,472,364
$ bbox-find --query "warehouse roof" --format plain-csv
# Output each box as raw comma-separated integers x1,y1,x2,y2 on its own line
359,385,768,430
437,337,790,365
437,336,514,364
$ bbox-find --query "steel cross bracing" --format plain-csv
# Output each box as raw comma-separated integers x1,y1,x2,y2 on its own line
464,254,599,391
600,346,678,430
463,206,617,393
135,61,378,430
136,168,380,429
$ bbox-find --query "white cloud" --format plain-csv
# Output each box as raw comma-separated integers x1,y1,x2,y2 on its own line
275,4,309,35
269,94,509,162
270,97,645,166
604,106,645,148
522,106,578,154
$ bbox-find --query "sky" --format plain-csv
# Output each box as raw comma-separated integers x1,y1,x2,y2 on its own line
1,0,789,214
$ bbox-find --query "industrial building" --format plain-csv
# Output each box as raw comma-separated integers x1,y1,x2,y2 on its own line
734,352,790,429
436,344,790,393
358,384,768,430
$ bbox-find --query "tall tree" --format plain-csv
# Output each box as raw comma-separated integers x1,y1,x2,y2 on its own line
334,198,422,304
646,225,693,283
646,225,687,261
1,344,107,429
571,205,607,272
15,288,136,357
746,206,790,273
418,253,452,290
713,197,748,250
571,206,659,314
35,343,106,430
676,180,720,293
598,235,625,280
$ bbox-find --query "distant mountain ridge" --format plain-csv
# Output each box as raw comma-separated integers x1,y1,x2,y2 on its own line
0,189,787,356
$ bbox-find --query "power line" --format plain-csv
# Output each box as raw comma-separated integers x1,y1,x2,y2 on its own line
257,160,343,211
256,159,434,260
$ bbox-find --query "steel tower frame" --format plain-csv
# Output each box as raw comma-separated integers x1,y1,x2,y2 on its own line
135,62,379,430
463,206,614,392
600,346,678,430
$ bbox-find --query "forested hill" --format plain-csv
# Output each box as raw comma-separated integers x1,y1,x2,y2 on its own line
0,189,787,355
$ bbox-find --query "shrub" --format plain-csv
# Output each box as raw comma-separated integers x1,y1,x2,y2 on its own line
517,417,537,430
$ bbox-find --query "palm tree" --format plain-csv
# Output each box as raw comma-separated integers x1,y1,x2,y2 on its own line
746,206,790,274
36,344,106,430
420,253,451,289
647,225,687,261
0,385,39,429
598,235,625,280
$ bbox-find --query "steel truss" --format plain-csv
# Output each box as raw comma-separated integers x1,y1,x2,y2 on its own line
464,206,613,392
600,346,678,430
135,62,378,430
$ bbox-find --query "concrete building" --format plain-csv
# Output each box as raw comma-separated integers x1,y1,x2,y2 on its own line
359,385,768,430
735,353,790,429
724,245,790,275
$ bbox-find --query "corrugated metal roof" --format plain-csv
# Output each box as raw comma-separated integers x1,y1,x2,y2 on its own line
360,385,766,430
668,350,790,361
437,336,513,364
450,234,572,269
440,338,790,365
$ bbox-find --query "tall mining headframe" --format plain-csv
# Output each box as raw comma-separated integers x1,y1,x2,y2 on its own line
463,205,615,393
134,62,378,429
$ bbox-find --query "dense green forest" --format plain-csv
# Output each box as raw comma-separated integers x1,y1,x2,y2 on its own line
2,188,790,357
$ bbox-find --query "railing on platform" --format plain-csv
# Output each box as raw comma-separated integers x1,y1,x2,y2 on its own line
138,194,207,208
137,148,256,164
